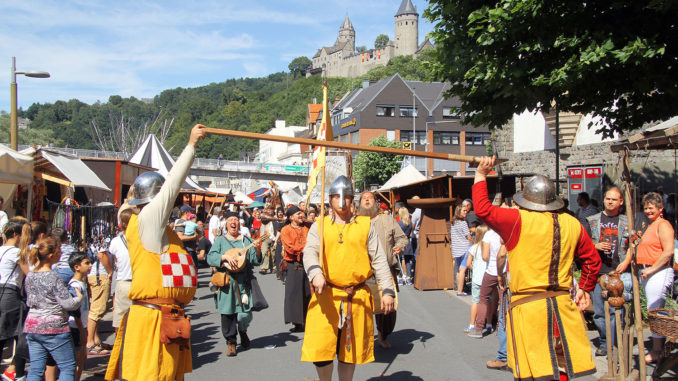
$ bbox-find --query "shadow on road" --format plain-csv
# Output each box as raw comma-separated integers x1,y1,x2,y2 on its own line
366,370,424,380
191,319,221,369
372,328,433,380
248,331,303,349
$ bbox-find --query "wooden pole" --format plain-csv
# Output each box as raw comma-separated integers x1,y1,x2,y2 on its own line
604,301,614,377
621,149,646,381
204,127,506,164
615,309,625,379
318,165,326,277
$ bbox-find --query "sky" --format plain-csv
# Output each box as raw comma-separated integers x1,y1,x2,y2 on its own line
0,0,435,113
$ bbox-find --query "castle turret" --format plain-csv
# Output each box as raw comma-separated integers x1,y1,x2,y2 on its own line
394,0,418,57
336,14,355,55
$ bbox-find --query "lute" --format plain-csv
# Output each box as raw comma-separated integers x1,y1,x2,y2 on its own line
223,233,270,273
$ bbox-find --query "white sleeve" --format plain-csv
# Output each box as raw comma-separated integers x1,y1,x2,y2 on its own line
138,145,195,253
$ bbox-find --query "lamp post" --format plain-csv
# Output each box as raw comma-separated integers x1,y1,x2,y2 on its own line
10,57,50,150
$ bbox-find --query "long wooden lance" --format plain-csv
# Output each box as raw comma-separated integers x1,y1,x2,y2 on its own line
204,127,506,164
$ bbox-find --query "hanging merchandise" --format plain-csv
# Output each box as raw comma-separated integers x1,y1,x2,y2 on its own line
45,199,117,248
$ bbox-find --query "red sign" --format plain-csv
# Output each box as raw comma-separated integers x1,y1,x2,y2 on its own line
571,183,582,191
568,168,583,179
585,167,602,178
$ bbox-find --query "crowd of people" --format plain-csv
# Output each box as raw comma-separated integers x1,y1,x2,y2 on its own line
0,124,677,381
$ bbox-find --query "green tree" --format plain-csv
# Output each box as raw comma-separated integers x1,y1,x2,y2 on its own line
424,0,678,136
356,46,368,53
374,34,389,49
353,135,403,188
288,56,312,77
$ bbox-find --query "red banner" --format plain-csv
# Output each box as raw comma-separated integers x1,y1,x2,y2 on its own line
568,168,583,178
585,167,602,178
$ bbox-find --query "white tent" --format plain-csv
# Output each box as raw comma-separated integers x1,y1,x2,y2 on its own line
0,145,34,215
23,148,110,191
378,163,426,191
128,134,206,191
233,191,254,205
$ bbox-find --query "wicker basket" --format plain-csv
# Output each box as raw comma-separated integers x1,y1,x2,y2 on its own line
648,308,678,339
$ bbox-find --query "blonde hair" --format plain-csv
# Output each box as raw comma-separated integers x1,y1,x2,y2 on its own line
29,237,59,266
473,224,488,245
452,204,466,224
398,207,410,225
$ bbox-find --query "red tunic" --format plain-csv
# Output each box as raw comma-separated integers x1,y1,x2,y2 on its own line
280,224,309,262
472,181,600,292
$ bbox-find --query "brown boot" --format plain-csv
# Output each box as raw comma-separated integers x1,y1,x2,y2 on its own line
239,331,250,349
226,342,237,357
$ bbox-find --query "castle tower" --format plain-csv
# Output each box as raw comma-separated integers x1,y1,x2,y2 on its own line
394,0,418,56
336,14,355,55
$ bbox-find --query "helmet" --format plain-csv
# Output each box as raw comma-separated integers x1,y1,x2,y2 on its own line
512,175,564,212
128,172,165,206
328,175,353,208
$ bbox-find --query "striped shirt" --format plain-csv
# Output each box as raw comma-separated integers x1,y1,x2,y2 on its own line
450,220,470,258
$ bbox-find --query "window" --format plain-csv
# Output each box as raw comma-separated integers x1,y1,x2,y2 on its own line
465,132,491,145
386,130,395,142
400,131,427,144
433,132,459,145
350,131,359,144
442,106,461,119
399,105,418,117
376,105,395,117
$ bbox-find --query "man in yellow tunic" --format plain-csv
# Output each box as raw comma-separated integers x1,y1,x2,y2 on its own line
472,157,601,381
106,124,206,381
302,176,395,381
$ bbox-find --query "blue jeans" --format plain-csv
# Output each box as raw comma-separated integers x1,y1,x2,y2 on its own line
497,292,508,362
26,332,76,381
592,282,621,347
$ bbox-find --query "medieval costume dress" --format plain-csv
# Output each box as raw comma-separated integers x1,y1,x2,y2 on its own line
301,215,394,365
106,146,198,381
280,220,310,327
472,179,600,381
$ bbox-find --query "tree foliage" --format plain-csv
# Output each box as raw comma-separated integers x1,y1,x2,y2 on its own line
424,0,678,136
288,56,312,78
374,34,390,49
353,135,403,188
356,46,368,53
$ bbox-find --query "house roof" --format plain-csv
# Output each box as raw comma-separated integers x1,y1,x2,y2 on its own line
307,104,323,125
340,14,354,30
395,0,417,16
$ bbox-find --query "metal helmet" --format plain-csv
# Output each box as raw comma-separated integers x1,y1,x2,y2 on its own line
328,175,354,208
128,172,165,206
512,175,564,212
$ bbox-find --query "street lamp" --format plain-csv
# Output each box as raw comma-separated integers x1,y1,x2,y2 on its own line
10,56,50,150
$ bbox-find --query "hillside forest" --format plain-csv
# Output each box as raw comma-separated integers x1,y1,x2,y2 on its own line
2,50,436,160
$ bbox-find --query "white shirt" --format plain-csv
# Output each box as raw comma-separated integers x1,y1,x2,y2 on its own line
482,229,502,277
208,215,220,243
469,243,486,285
0,246,22,288
88,243,112,277
411,208,422,238
68,279,89,328
109,234,132,281
239,226,251,238
0,211,8,234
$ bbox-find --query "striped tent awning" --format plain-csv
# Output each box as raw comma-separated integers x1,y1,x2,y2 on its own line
127,134,206,191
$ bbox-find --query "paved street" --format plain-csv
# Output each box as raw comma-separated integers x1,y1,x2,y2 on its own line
81,265,664,380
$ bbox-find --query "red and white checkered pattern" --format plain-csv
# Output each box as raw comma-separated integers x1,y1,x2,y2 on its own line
160,252,197,288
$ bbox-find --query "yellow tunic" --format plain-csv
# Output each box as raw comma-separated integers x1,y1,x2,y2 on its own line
507,210,595,380
106,214,197,381
301,216,375,365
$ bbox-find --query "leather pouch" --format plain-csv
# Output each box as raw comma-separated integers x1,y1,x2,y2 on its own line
159,306,191,348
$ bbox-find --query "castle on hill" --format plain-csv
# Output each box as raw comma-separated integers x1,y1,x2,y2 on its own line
310,0,432,78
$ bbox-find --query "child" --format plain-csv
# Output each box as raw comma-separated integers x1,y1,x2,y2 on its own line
464,224,488,333
175,214,199,236
23,237,83,381
67,252,91,381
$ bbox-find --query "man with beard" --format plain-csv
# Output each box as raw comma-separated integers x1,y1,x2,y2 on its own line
280,205,311,332
207,212,263,356
358,191,408,349
302,176,395,381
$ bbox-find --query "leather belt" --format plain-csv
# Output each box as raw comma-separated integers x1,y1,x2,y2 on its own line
133,298,184,310
327,281,366,353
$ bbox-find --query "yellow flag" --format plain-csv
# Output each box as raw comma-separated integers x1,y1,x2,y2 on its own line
306,83,334,202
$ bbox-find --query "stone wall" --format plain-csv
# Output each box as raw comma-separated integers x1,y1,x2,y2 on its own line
493,120,678,196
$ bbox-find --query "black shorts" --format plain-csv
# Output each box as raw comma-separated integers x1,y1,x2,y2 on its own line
71,327,81,350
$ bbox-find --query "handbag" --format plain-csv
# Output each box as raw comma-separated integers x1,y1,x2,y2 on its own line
159,306,191,349
249,276,268,311
210,271,230,288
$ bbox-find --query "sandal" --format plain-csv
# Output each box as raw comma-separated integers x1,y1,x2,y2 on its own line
98,342,113,350
88,344,110,356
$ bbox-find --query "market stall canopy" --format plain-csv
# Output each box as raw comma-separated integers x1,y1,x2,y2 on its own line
0,144,33,184
128,134,206,191
378,163,427,191
247,187,270,202
234,191,254,205
22,147,110,190
611,115,678,152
